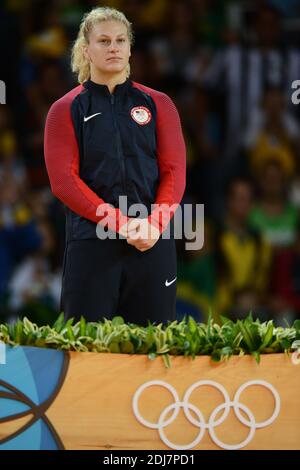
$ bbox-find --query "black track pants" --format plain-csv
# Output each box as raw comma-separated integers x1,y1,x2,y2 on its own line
60,236,177,326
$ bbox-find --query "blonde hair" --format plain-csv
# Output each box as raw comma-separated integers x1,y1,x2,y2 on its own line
71,7,134,84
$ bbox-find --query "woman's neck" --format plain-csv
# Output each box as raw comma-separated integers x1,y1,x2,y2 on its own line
89,71,127,94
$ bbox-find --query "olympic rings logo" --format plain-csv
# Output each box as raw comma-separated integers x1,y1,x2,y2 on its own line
132,380,281,450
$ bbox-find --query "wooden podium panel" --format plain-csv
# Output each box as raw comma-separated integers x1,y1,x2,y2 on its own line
48,353,300,450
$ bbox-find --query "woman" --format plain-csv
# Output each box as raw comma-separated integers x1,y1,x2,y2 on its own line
44,7,186,325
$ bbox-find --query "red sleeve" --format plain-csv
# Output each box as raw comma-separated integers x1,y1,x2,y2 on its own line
44,92,128,234
146,90,186,234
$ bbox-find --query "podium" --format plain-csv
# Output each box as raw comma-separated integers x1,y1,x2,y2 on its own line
0,345,299,450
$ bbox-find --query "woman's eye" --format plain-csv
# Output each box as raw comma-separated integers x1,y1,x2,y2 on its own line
97,38,126,45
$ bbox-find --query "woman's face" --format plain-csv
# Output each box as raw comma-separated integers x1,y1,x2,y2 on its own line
84,20,131,78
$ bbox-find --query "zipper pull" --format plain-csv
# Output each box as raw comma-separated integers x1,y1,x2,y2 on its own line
111,94,115,104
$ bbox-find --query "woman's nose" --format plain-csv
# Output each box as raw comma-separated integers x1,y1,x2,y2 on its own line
108,41,119,51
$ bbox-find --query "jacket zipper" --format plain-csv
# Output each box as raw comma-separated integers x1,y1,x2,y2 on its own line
111,94,127,196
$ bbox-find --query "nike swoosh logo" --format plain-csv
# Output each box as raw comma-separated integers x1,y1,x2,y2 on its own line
165,277,177,287
84,112,102,122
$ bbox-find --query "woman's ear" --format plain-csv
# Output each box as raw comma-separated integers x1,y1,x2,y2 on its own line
82,45,91,62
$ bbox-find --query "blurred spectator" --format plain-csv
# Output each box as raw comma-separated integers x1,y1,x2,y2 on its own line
191,0,226,50
24,1,68,59
203,3,300,159
0,106,28,193
183,86,223,220
244,87,299,177
148,0,197,91
0,176,42,318
8,220,61,325
215,179,272,318
23,60,69,189
249,160,299,248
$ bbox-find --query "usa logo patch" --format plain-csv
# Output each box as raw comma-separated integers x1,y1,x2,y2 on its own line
130,106,152,125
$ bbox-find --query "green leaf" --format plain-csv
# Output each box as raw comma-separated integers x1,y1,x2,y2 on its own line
80,316,86,337
281,339,291,350
247,311,254,322
237,320,260,351
109,342,120,353
188,316,197,334
251,351,261,364
291,340,300,350
293,319,300,332
52,313,65,332
220,315,232,326
162,354,171,368
65,318,74,329
15,320,24,344
221,346,232,356
112,316,125,326
120,341,134,354
259,322,274,351
67,325,75,341
211,351,221,362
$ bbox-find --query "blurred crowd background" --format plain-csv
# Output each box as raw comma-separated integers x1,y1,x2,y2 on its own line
1,0,300,326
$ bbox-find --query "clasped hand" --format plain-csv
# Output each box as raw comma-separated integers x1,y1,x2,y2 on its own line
119,218,160,252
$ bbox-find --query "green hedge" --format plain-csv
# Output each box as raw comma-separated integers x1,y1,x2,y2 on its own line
0,314,299,368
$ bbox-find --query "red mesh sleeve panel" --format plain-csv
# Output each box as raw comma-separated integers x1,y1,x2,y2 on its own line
44,89,128,234
133,83,186,234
